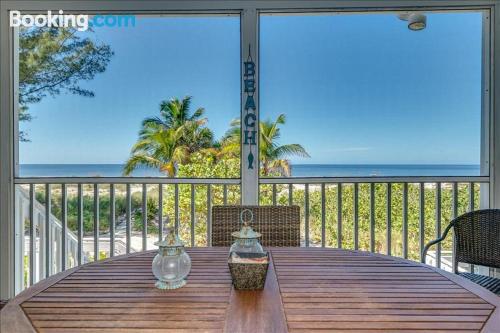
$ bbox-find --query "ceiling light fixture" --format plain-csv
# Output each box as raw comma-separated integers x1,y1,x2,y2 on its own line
398,12,427,31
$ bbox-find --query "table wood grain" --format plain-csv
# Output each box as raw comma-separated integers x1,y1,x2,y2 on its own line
1,247,499,333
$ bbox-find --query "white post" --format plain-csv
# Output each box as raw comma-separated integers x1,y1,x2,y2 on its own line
39,212,46,279
0,5,16,299
241,8,259,205
480,10,491,209
13,190,24,294
492,5,500,208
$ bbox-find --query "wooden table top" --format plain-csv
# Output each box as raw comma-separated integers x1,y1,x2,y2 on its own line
1,247,499,333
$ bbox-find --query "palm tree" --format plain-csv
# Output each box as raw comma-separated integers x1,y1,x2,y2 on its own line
142,96,214,153
123,123,188,177
180,119,214,154
142,96,206,130
124,96,214,177
221,114,309,176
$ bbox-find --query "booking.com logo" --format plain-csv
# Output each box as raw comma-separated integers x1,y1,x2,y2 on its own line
10,10,136,31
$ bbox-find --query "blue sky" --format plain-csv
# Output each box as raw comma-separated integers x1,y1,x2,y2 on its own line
20,12,483,165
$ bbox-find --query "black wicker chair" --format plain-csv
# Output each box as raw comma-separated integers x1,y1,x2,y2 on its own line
422,209,500,295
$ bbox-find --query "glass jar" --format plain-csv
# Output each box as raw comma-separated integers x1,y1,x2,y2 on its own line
152,227,191,290
229,209,264,254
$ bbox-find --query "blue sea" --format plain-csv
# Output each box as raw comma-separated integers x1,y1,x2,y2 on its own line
19,164,481,177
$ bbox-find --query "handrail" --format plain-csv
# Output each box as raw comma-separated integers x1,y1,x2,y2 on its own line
261,176,489,184
15,176,489,185
14,177,241,184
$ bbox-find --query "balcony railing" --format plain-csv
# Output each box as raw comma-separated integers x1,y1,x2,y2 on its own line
14,175,489,294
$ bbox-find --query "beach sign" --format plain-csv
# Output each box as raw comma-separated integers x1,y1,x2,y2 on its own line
243,44,256,170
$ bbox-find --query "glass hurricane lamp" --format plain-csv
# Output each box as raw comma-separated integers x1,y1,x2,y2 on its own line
230,209,264,254
152,227,191,290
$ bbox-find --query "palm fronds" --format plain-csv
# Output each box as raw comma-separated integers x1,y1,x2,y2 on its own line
124,96,212,177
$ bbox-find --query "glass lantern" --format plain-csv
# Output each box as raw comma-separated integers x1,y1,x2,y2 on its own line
152,227,191,290
230,209,264,254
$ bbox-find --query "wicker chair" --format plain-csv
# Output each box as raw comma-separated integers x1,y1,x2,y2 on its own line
422,209,500,295
211,205,300,247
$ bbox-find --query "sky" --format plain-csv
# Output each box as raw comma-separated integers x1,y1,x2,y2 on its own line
19,12,483,166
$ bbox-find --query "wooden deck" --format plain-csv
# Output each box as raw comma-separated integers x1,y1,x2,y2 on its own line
1,247,499,332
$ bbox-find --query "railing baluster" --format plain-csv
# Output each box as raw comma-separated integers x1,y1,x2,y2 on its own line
354,183,359,251
207,184,212,247
62,184,67,270
45,184,51,278
288,184,293,205
158,184,163,241
419,182,425,263
142,184,147,251
321,183,326,248
29,184,35,286
223,184,228,205
386,183,391,256
191,184,195,247
305,184,309,247
435,183,441,268
38,209,44,282
272,184,277,206
77,184,83,265
337,183,342,248
370,183,375,253
402,183,408,259
93,184,99,262
469,182,475,273
175,184,180,234
469,182,475,211
126,184,131,254
452,182,458,273
55,224,61,273
452,183,458,219
110,184,115,257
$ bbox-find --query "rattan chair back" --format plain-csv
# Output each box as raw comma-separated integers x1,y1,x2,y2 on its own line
211,205,300,247
453,209,500,271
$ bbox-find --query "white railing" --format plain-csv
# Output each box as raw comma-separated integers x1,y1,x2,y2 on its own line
14,178,241,292
259,176,489,268
15,186,79,293
14,176,489,293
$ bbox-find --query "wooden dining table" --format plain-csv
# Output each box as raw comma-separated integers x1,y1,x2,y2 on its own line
1,247,499,333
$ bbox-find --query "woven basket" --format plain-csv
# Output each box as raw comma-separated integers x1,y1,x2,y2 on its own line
228,252,269,290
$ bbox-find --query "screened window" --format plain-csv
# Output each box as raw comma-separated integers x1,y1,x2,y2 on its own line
18,15,240,178
260,11,484,177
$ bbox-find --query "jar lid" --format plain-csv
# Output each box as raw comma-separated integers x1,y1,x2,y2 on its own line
154,227,185,248
231,225,261,239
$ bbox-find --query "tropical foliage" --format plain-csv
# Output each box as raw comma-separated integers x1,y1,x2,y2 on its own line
221,114,309,176
124,96,215,177
124,97,309,177
123,125,189,177
31,174,481,263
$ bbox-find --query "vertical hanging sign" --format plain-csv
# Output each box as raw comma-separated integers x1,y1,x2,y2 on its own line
240,8,259,205
243,44,257,170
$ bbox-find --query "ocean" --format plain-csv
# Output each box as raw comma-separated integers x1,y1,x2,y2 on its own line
19,164,481,177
